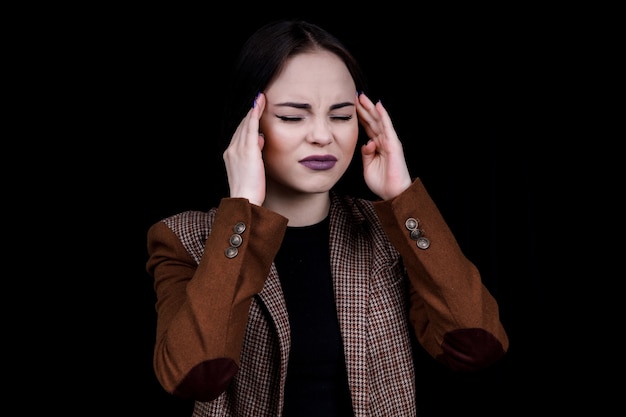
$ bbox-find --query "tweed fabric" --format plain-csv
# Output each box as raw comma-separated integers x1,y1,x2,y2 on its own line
149,179,509,417
165,193,416,416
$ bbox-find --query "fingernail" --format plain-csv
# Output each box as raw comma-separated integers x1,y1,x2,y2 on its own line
252,92,261,108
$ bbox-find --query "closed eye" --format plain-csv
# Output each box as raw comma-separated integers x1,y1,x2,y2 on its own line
276,115,353,122
277,116,303,122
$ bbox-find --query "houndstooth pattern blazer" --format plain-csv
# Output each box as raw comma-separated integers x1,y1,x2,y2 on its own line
146,179,509,417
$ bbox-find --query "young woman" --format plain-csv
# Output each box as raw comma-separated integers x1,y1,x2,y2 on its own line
146,19,509,417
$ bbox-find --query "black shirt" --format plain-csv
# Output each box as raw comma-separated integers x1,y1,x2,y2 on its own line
274,216,354,417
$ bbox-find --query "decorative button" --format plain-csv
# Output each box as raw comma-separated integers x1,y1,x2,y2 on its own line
405,218,418,230
405,216,429,249
416,237,430,249
234,222,246,234
229,234,243,247
225,221,246,258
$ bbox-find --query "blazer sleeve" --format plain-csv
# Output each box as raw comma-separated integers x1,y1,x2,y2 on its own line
372,178,509,371
146,198,288,401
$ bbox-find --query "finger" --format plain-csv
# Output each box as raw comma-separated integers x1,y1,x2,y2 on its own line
247,93,266,139
374,100,396,135
230,93,265,149
357,91,376,110
358,93,388,134
356,93,378,126
356,96,378,137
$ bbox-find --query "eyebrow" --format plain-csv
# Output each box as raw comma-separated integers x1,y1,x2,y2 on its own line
274,101,355,110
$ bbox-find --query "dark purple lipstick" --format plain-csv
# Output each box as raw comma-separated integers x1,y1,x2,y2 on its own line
299,155,338,171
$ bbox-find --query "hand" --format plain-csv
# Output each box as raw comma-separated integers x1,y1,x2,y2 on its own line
223,93,267,206
356,92,412,200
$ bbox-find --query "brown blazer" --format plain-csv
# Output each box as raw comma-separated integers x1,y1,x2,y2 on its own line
146,178,509,417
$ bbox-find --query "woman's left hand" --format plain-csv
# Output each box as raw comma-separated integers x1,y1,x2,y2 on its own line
356,92,412,200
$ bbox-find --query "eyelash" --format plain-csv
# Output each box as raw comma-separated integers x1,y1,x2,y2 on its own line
277,115,353,122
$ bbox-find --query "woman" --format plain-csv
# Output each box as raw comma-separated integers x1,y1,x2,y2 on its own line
146,19,509,417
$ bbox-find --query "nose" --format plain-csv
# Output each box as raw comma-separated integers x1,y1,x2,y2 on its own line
307,118,333,146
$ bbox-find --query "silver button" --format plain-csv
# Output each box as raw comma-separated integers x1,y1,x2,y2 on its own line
225,246,239,258
233,222,246,234
405,218,418,230
229,234,243,247
410,229,423,240
416,237,430,250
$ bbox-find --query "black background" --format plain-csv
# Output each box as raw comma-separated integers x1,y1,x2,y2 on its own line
41,5,604,416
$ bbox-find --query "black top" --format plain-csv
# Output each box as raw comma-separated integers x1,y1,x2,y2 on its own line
274,216,354,417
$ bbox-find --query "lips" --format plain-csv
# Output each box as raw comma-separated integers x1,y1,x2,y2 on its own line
299,155,338,171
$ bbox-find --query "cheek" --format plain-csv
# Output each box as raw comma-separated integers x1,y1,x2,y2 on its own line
259,116,270,135
260,127,293,166
339,123,360,151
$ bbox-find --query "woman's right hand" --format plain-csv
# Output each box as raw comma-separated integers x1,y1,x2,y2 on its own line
223,93,267,206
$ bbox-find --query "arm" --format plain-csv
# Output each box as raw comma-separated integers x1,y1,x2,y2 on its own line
373,178,509,371
146,198,288,401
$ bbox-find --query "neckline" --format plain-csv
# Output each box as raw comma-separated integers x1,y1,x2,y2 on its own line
286,215,330,230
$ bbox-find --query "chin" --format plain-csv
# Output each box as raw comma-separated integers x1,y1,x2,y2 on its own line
299,182,335,194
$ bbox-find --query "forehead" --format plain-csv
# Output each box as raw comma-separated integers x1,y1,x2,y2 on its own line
265,50,356,97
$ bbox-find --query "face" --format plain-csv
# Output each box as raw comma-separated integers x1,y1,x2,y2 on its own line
259,50,358,196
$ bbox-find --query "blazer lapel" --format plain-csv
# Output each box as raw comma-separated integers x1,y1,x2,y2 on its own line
329,196,372,413
258,264,291,384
